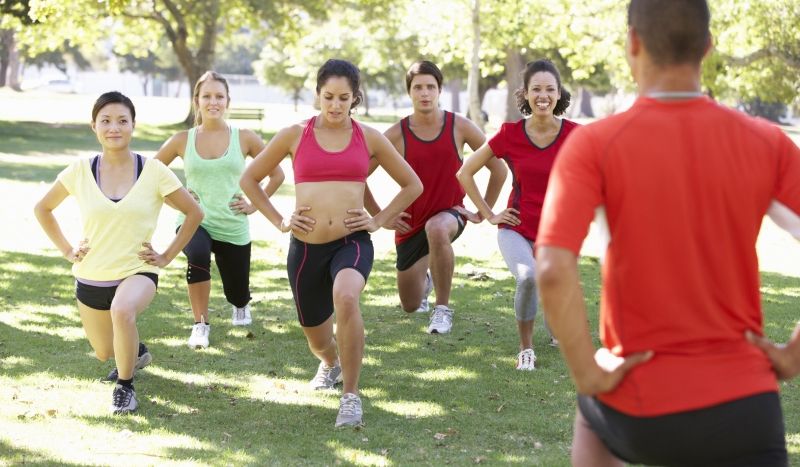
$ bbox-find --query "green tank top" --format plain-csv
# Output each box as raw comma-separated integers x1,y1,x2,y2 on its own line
176,126,250,245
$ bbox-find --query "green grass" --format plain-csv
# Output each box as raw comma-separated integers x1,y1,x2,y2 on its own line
1,93,800,466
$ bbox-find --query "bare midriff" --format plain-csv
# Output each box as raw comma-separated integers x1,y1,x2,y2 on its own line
294,180,365,244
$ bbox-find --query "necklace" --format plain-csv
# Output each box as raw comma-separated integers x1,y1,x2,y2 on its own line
647,91,703,100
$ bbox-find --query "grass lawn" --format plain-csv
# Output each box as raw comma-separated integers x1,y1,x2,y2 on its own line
1,90,799,466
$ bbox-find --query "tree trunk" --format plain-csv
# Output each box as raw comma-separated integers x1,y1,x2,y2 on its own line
0,29,14,88
8,33,21,91
153,0,220,126
468,0,484,131
450,77,460,113
293,88,301,112
580,88,595,118
504,48,524,122
141,75,149,96
174,68,184,98
362,85,370,117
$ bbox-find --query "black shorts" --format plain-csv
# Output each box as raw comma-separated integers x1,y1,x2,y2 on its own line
396,209,465,272
578,392,787,466
75,273,159,310
287,231,373,327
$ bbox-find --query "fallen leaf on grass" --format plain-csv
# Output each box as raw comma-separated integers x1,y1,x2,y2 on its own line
473,457,486,463
223,432,232,438
246,332,254,339
187,407,199,414
497,404,505,413
381,450,389,455
268,371,277,376
362,437,368,442
434,433,447,440
118,429,133,440
45,409,57,416
534,442,542,449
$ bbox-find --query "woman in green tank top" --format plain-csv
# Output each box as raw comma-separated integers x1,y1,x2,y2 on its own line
155,71,284,349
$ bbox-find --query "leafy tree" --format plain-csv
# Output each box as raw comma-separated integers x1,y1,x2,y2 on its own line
29,0,331,125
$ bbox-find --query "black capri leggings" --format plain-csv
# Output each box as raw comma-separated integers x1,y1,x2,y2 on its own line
179,225,251,308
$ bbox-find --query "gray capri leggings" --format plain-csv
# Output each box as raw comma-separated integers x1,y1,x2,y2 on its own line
497,229,552,333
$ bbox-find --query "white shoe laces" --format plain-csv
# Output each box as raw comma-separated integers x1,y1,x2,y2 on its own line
313,364,335,385
339,394,360,416
430,307,451,326
235,307,246,321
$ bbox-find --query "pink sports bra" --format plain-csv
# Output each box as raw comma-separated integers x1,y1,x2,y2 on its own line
293,116,370,183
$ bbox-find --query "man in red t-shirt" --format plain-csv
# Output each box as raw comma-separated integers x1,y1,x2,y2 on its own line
536,0,800,465
365,61,506,334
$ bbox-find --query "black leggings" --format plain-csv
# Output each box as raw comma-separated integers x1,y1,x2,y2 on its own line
578,392,787,466
179,225,251,308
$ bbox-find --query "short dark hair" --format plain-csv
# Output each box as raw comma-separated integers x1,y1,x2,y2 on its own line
316,59,363,114
628,0,710,66
406,61,443,92
514,59,571,117
91,91,136,122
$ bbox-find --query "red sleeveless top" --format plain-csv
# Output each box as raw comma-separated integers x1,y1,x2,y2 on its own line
293,116,370,183
396,111,465,245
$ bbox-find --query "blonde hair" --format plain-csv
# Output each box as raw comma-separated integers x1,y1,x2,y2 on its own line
192,71,230,126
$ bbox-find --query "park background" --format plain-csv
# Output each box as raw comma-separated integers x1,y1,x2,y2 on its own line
1,0,799,465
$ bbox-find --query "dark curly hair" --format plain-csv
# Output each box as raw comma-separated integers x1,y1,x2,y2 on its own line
514,59,571,117
316,59,363,114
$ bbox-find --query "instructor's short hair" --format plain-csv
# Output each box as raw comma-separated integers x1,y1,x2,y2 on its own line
628,0,710,66
406,61,443,92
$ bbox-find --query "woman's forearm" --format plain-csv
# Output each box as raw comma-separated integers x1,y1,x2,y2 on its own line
457,170,495,219
241,175,285,230
372,183,422,228
162,208,203,263
33,205,73,258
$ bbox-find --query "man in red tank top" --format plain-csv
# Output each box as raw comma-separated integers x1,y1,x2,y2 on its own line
366,61,507,334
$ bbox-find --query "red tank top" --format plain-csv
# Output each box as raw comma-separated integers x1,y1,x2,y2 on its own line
293,116,370,183
396,111,465,245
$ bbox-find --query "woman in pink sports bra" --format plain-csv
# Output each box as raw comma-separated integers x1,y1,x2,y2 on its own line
241,59,422,427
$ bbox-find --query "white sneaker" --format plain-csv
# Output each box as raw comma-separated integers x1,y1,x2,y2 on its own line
415,271,433,313
335,393,363,427
232,304,252,326
427,305,453,334
516,348,536,370
309,361,343,390
187,317,210,349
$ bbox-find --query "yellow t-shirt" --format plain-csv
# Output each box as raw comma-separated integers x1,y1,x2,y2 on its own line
57,157,183,281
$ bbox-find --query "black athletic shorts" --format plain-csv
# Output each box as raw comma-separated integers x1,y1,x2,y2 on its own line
396,209,465,272
578,392,787,466
75,273,159,310
287,231,373,327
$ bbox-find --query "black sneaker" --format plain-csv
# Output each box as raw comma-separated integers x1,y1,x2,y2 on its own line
110,384,138,414
105,343,152,382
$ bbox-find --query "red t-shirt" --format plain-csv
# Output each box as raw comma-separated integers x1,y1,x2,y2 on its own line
537,96,800,416
396,111,465,245
488,118,579,242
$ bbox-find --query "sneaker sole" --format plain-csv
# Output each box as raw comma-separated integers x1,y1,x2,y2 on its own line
334,419,362,427
232,320,252,326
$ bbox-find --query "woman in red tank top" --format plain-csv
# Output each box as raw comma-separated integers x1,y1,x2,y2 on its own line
457,58,578,371
241,59,422,428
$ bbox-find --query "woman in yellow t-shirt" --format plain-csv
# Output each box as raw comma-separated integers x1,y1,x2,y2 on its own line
33,92,203,415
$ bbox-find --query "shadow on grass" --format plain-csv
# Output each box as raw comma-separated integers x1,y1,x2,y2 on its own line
3,246,800,465
0,439,91,466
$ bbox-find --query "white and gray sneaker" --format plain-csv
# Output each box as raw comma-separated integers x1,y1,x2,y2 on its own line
335,393,363,427
110,384,138,415
310,361,343,390
232,303,252,326
516,348,536,370
415,271,434,313
187,317,210,349
427,305,453,334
